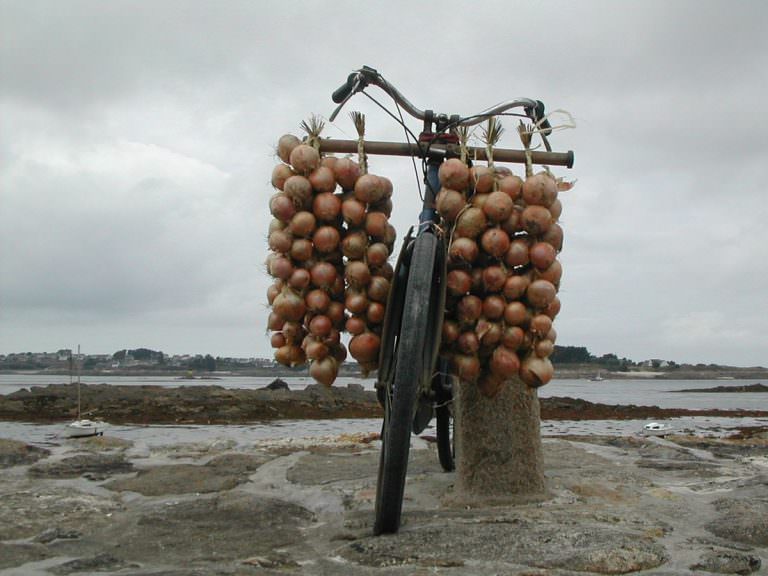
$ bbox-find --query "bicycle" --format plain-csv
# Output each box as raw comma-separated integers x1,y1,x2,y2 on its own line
319,66,573,534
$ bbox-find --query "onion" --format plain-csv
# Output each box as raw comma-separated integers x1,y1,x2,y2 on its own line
327,300,346,328
281,321,304,344
457,331,480,355
367,275,390,302
308,166,336,193
341,197,367,227
452,354,480,383
442,320,460,344
541,223,564,251
534,339,555,358
438,158,470,190
346,315,367,335
268,229,293,254
521,205,553,236
289,211,317,238
283,175,313,205
267,280,283,305
447,269,472,296
349,332,381,364
275,344,306,367
286,269,309,291
549,198,563,221
354,174,384,204
269,193,297,223
504,238,530,268
290,238,314,262
448,237,479,264
529,242,557,271
480,228,510,259
383,224,397,248
365,211,389,240
333,157,361,190
271,163,294,190
312,192,342,222
436,188,466,222
330,272,345,296
490,346,520,378
341,230,368,260
470,268,484,294
522,173,557,207
482,295,506,320
304,337,329,361
470,165,494,193
310,356,338,387
368,197,393,217
268,218,286,235
309,261,337,290
321,156,338,171
483,191,514,223
268,254,293,280
345,290,369,314
454,206,487,239
305,288,330,313
345,260,371,287
277,134,301,164
481,265,506,293
530,313,553,336
500,208,522,236
497,174,523,200
366,301,385,324
501,325,525,349
312,226,341,254
272,289,306,322
289,144,320,175
308,314,333,337
538,259,562,286
547,327,558,343
267,311,284,331
332,342,348,363
471,193,489,211
476,319,502,346
456,295,482,325
377,262,394,281
526,279,557,309
519,355,554,388
271,332,286,349
366,243,390,267
503,301,529,326
545,296,561,319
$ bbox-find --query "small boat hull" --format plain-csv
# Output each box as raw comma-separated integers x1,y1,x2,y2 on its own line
641,422,672,437
65,419,105,438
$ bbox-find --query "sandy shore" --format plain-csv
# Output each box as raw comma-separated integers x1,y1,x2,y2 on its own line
1,426,767,575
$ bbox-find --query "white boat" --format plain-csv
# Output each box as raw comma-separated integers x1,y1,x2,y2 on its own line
641,422,672,437
589,371,604,382
64,346,106,438
65,418,105,438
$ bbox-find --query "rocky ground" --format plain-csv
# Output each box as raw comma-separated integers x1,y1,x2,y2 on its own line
1,426,767,575
3,383,768,424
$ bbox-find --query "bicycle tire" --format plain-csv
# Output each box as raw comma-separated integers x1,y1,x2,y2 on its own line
435,403,454,472
374,232,440,535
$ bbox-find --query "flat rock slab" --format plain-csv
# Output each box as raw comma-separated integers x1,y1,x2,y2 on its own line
0,437,50,467
104,453,272,495
28,452,134,480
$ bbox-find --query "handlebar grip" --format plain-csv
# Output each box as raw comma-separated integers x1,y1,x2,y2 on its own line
332,73,357,103
534,100,552,136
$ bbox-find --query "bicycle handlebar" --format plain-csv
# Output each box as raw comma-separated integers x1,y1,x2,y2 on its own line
330,65,553,134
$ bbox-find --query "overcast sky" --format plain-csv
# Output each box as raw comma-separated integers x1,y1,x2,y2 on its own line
1,0,766,366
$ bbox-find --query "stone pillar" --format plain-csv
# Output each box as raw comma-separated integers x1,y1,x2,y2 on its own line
454,376,546,502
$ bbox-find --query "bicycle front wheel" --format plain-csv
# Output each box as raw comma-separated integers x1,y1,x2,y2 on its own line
374,231,441,535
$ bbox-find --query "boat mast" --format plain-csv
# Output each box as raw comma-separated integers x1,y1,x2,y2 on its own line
76,344,82,420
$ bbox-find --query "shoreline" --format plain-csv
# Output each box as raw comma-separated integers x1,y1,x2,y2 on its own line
2,382,768,426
